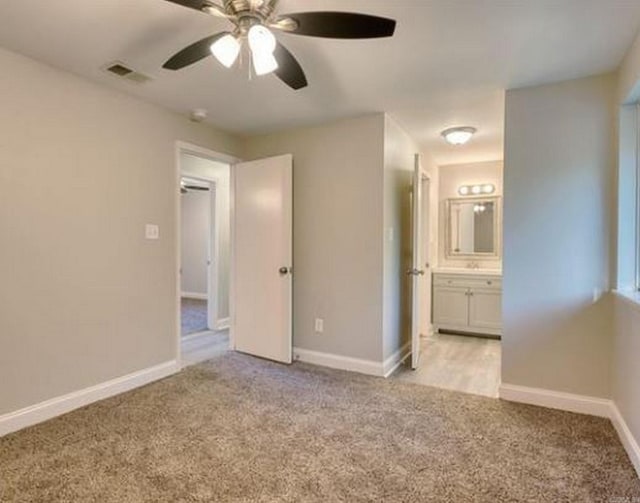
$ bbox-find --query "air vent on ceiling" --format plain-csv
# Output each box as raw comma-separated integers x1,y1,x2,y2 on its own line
103,62,152,84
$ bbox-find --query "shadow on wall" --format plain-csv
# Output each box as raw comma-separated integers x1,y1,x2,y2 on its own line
503,293,612,396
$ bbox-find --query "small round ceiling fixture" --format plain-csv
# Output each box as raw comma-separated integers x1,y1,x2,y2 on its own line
441,126,477,145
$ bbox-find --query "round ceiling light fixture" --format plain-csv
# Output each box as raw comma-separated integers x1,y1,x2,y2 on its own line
441,126,477,145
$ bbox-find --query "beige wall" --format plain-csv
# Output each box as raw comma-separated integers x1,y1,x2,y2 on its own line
437,160,503,269
503,73,616,398
242,114,386,362
0,46,241,415
613,300,640,448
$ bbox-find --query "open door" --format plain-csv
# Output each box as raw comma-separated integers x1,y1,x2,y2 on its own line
409,154,427,370
231,154,293,363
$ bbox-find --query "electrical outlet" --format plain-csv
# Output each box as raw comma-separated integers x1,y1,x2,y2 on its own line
314,318,324,334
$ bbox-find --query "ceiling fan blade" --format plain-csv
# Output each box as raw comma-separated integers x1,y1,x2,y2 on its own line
281,12,396,39
163,0,209,11
163,32,228,70
164,0,232,18
273,42,307,90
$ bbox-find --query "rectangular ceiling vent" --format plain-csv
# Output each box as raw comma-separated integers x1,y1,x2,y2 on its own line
103,62,152,84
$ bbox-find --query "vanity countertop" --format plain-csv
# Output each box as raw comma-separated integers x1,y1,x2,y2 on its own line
432,267,502,277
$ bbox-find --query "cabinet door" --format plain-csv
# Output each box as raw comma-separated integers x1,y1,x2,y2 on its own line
468,288,502,331
433,286,469,327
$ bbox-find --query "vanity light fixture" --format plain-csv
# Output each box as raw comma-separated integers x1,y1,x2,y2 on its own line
441,126,477,145
458,183,496,196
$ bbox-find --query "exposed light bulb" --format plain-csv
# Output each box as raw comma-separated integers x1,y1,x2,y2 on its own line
248,25,278,76
482,184,495,194
458,186,470,196
210,34,240,68
471,185,482,195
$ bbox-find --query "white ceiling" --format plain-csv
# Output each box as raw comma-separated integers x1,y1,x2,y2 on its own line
1,0,639,165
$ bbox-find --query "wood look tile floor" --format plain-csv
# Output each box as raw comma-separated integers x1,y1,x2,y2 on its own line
181,330,229,367
392,332,501,397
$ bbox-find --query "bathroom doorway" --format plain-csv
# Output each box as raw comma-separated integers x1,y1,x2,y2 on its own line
394,160,503,398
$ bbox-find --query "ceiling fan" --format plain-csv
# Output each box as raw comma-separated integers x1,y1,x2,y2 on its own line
162,0,396,90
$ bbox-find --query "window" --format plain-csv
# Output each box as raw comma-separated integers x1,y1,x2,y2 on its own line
617,103,640,293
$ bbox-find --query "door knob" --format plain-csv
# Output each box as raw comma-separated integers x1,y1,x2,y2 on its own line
279,266,292,275
406,268,425,276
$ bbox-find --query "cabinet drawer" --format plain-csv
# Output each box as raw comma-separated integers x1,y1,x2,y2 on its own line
433,274,501,290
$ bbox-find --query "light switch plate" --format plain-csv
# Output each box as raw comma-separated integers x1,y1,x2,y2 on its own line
314,318,324,334
145,224,160,240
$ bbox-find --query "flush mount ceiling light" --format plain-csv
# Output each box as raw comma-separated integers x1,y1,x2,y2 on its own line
162,0,397,90
441,126,477,146
458,184,495,196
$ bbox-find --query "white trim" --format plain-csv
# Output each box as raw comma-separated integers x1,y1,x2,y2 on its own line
383,342,412,377
215,317,230,330
294,347,383,377
0,361,179,438
293,343,412,378
610,403,640,477
499,383,611,417
181,291,208,300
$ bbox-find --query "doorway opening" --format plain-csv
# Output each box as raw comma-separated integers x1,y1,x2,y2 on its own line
177,143,234,367
394,158,503,398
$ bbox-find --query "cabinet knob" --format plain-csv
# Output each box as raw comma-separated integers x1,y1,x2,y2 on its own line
487,280,492,285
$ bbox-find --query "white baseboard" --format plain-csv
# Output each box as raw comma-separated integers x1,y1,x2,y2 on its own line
0,360,179,438
215,317,230,330
499,383,612,418
383,342,412,378
294,343,412,379
293,347,383,377
181,292,207,300
610,403,640,477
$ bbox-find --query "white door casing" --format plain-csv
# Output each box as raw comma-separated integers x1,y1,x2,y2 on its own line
207,182,216,330
231,154,293,364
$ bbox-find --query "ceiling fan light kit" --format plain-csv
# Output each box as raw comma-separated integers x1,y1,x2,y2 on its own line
163,0,397,90
210,34,241,67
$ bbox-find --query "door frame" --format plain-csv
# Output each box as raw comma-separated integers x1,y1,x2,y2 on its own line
175,141,239,364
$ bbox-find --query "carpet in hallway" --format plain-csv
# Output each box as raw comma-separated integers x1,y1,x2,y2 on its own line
181,297,208,336
0,352,638,502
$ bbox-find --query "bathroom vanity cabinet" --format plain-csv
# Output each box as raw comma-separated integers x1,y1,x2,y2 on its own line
432,272,502,337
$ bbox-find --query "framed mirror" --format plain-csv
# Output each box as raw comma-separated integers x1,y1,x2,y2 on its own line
446,196,501,258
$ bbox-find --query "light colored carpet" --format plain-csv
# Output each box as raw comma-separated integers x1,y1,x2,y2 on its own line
0,352,638,502
181,297,208,336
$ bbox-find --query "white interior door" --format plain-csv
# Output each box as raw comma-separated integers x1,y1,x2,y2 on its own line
231,154,293,363
409,154,425,369
419,176,431,339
